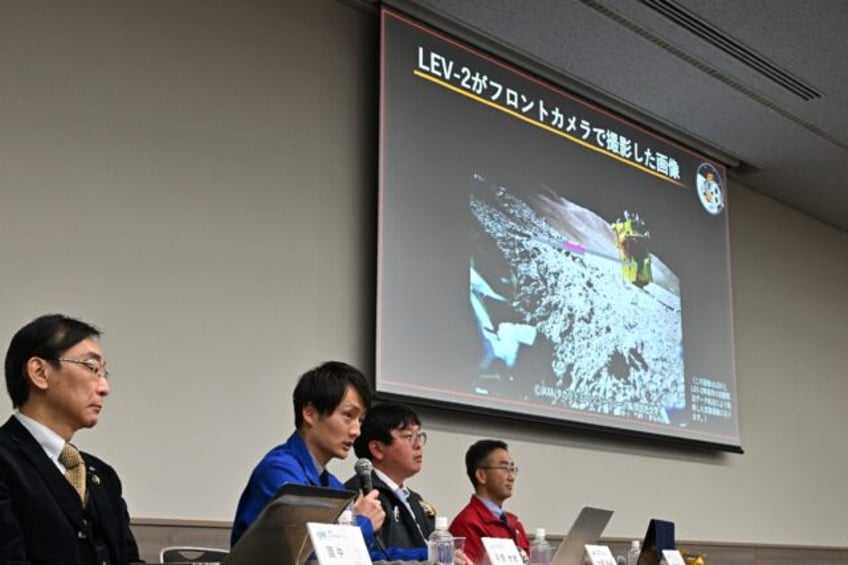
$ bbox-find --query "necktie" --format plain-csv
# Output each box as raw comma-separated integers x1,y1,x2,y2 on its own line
397,487,426,538
319,470,330,486
397,487,416,518
500,512,516,540
59,443,86,504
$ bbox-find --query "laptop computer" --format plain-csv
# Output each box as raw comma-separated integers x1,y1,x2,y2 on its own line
224,483,357,565
550,506,614,565
636,519,675,565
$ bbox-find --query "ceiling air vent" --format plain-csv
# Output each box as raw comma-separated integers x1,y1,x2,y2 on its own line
579,0,848,151
639,0,821,101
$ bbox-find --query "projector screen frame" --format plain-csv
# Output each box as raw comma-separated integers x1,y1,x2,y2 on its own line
376,3,742,454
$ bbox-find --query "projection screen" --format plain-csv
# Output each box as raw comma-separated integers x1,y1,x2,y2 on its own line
376,8,740,451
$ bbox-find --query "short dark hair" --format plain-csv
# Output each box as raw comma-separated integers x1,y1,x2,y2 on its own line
4,314,102,409
465,439,508,488
293,361,372,429
353,401,421,460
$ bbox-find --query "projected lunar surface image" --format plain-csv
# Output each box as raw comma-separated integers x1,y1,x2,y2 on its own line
469,173,685,424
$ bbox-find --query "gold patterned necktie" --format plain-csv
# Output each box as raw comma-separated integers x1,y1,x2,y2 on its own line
59,443,87,504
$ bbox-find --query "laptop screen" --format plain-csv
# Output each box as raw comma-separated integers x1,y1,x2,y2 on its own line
550,506,614,565
637,519,676,565
225,484,357,565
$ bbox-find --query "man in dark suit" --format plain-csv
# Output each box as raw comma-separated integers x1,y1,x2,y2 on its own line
0,314,141,564
345,402,437,559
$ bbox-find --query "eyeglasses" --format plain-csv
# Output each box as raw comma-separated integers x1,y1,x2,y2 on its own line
396,431,428,447
49,358,110,380
479,464,519,475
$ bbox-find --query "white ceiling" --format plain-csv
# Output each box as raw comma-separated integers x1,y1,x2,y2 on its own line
395,0,848,231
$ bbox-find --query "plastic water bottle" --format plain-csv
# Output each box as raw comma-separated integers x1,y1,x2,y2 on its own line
428,515,454,565
529,527,553,565
627,539,641,565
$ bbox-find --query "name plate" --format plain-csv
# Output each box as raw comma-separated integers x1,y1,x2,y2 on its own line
661,549,686,565
481,537,523,564
306,522,372,565
585,544,617,565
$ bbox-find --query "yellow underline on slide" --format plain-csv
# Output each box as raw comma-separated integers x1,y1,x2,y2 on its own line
413,69,686,189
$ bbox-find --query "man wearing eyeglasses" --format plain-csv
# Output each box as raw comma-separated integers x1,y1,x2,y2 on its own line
344,402,436,558
0,314,141,564
449,439,530,564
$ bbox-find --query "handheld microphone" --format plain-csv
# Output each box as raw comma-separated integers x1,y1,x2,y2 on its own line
354,458,374,493
353,458,388,557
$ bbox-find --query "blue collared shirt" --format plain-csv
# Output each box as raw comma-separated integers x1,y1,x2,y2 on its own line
475,494,505,519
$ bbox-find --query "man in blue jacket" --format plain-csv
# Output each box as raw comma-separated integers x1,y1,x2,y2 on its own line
231,361,428,561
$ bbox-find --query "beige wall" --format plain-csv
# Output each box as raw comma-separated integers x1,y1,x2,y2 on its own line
1,0,847,548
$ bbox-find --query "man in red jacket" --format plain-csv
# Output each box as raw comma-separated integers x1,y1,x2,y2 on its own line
449,439,529,563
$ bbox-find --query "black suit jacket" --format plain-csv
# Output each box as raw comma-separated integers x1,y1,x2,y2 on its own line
345,470,435,550
0,416,141,565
